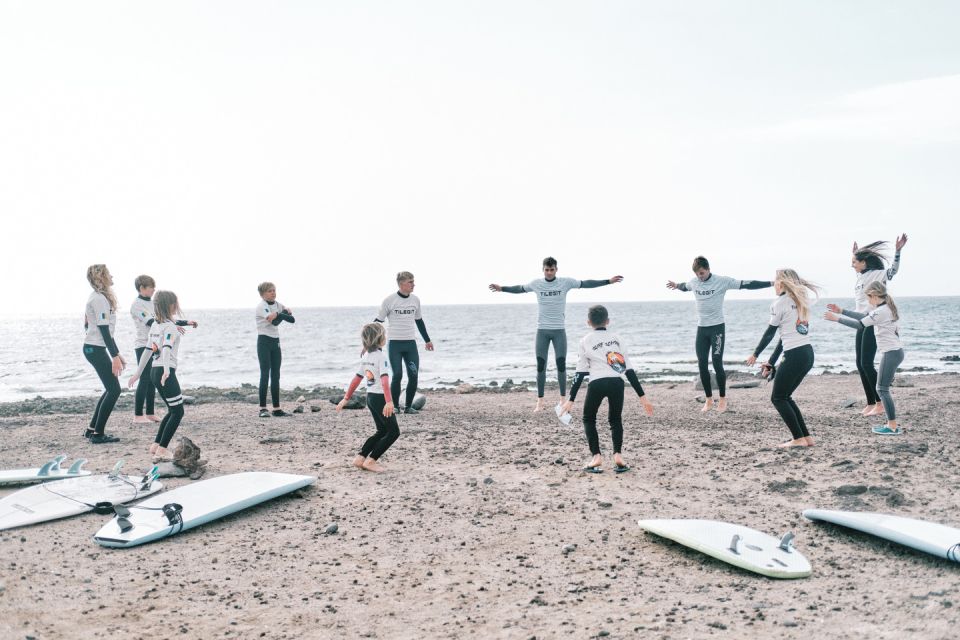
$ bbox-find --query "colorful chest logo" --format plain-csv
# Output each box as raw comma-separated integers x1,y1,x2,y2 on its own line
606,352,626,374
365,370,376,386
795,320,809,335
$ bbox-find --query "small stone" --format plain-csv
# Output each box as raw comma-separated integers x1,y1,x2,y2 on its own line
455,383,476,394
296,395,305,403
324,523,338,535
782,618,799,627
310,405,321,412
838,398,857,408
245,394,260,404
561,544,577,555
597,501,613,508
483,476,494,485
834,484,868,496
292,405,304,414
488,381,499,387
466,478,477,487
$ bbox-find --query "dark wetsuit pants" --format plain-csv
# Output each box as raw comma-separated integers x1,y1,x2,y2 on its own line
134,346,156,416
388,340,419,408
582,377,625,455
361,393,400,460
535,329,567,398
695,323,726,398
855,325,879,405
771,344,814,440
151,367,184,448
257,335,282,408
84,344,121,435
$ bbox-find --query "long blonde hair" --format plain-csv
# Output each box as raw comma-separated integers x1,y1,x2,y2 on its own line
360,323,385,355
86,264,117,311
775,269,820,323
153,290,180,323
864,281,899,321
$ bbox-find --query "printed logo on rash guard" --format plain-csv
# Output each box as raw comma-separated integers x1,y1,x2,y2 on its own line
393,309,415,314
539,291,562,297
606,352,626,374
365,370,376,387
795,320,809,335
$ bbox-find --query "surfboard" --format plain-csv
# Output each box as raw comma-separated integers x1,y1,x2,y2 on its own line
803,509,960,563
638,518,812,578
0,462,162,530
0,455,91,485
410,393,426,411
93,471,316,548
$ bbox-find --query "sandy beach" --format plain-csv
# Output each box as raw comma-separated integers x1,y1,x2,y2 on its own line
1,372,959,639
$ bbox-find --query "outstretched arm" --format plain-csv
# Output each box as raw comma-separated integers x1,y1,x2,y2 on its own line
738,280,773,290
666,280,689,292
580,275,623,289
887,235,906,280
489,284,526,293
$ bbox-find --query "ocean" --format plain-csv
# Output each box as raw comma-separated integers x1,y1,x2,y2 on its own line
1,297,957,403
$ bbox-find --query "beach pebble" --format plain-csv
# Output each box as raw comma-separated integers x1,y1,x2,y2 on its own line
483,476,494,485
488,381,499,387
729,381,760,389
155,462,188,478
834,484,868,496
838,398,857,408
597,501,613,508
694,373,718,391
324,523,338,535
296,395,305,403
782,618,799,627
292,405,304,414
940,355,960,361
466,478,477,487
245,394,260,404
310,405,321,412
891,376,914,388
561,544,577,555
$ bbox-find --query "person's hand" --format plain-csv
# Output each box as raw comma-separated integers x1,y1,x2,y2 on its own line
127,374,139,389
760,363,774,379
425,341,435,352
746,355,757,366
266,312,278,322
111,355,123,376
189,320,198,328
666,280,678,290
283,308,293,316
895,233,908,252
826,303,841,313
560,400,574,414
640,396,654,416
852,240,859,253
609,275,624,284
161,371,169,386
336,398,347,412
488,284,502,292
177,326,187,335
824,311,839,322
383,401,395,418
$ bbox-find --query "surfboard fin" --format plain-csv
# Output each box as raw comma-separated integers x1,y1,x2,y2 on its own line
67,459,87,475
109,460,125,478
779,532,796,553
37,454,68,476
729,534,742,555
140,465,160,490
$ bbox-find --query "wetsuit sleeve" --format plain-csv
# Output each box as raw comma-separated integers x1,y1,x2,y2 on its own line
841,309,867,320
146,318,155,327
836,315,862,330
569,372,587,402
343,374,362,401
98,325,120,357
753,324,779,358
499,285,525,294
768,340,783,366
175,320,190,326
272,311,295,326
886,252,901,281
675,282,689,292
579,279,609,289
625,369,645,397
738,280,773,290
415,319,431,343
132,346,154,378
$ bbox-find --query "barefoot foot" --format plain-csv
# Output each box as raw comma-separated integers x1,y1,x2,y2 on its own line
716,398,728,413
701,399,714,413
362,458,386,473
534,398,546,413
147,414,162,423
352,455,365,469
133,416,152,424
776,438,813,448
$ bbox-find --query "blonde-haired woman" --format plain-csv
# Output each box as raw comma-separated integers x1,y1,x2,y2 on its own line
746,269,820,448
824,282,905,435
336,323,399,473
83,264,125,444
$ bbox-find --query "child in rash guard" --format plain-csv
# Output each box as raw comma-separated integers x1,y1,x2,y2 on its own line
255,281,295,418
560,305,653,473
336,323,400,473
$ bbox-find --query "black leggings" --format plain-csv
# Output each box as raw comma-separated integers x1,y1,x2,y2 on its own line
535,329,567,398
695,323,726,398
257,335,282,408
582,377,625,455
855,325,879,405
83,345,121,435
771,344,814,440
151,367,185,448
360,393,400,460
134,347,156,416
388,340,420,408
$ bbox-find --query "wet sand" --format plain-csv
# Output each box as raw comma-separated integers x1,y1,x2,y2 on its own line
1,373,959,639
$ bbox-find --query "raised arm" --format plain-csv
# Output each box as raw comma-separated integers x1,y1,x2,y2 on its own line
489,283,526,293
580,275,623,289
887,234,906,280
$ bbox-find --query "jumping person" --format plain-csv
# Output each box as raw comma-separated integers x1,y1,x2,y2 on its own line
825,281,905,435
847,235,907,417
490,257,623,412
666,257,772,413
82,264,124,444
129,291,197,461
746,269,821,448
336,323,400,473
255,282,295,418
375,271,433,414
560,305,653,473
130,277,197,428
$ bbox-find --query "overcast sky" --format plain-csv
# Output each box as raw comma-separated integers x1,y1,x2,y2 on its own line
2,1,957,316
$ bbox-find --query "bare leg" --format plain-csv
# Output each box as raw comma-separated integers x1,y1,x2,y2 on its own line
716,397,728,413
701,398,714,413
534,397,546,413
362,457,386,473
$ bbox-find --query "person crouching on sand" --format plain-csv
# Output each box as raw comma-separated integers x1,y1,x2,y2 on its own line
560,305,653,473
336,323,400,473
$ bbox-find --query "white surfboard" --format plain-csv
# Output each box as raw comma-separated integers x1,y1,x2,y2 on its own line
0,462,162,530
0,455,91,485
638,518,812,579
93,472,316,548
803,509,960,563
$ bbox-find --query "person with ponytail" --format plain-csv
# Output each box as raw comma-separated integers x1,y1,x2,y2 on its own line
825,282,905,435
128,291,198,461
336,323,400,473
82,264,124,444
848,235,907,417
746,269,820,448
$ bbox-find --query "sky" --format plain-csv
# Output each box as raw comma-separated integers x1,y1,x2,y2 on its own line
1,1,958,315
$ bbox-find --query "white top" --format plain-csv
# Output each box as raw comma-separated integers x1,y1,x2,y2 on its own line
149,321,182,370
84,292,116,347
255,300,288,338
376,292,422,341
854,254,901,313
768,294,811,352
683,274,743,327
522,277,581,330
129,296,154,349
357,349,389,394
859,304,902,353
575,328,635,381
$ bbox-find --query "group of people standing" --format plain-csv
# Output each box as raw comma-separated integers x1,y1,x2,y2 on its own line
80,236,908,471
